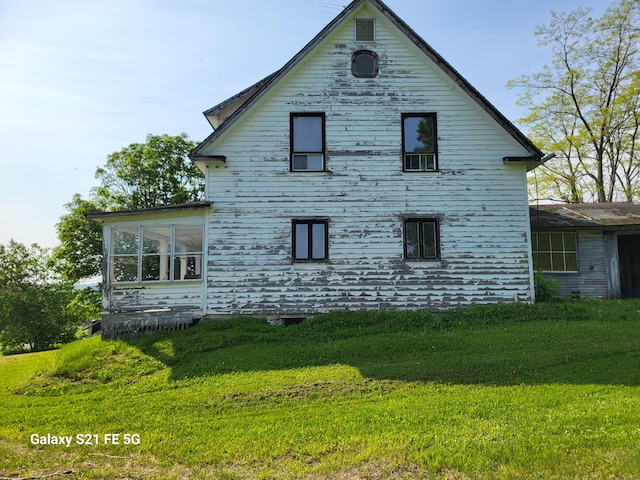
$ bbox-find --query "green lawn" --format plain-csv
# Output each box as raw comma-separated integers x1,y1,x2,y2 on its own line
1,300,639,479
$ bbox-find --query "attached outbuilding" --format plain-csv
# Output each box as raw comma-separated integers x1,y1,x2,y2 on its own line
530,203,640,299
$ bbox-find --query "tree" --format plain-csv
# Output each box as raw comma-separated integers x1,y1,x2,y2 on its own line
52,194,103,283
0,241,86,351
94,133,203,210
55,133,203,282
509,0,640,203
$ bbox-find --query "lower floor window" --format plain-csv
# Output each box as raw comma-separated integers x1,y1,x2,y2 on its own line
293,220,328,262
110,225,203,283
532,231,578,272
404,218,440,261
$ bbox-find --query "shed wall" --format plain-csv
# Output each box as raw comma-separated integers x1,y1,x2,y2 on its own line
540,232,610,299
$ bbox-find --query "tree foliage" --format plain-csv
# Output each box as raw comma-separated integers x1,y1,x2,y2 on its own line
0,241,87,352
94,133,203,210
52,194,103,283
55,133,203,282
509,0,640,203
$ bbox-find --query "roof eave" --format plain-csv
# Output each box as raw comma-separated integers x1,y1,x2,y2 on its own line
85,201,212,223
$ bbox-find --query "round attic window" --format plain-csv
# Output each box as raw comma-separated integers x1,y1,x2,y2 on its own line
352,50,378,78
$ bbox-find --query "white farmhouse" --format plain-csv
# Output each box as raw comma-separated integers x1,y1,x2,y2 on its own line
89,0,546,338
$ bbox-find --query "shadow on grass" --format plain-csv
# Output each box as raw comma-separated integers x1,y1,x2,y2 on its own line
129,302,640,386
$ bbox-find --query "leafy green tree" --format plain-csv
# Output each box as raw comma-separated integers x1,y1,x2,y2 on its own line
94,133,203,210
509,0,640,203
52,194,103,283
0,241,86,352
55,133,203,282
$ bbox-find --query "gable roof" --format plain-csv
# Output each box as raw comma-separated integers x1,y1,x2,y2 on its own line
530,203,640,230
191,0,543,163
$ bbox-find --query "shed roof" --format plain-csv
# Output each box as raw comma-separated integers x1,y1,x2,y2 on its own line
530,203,640,230
191,0,543,164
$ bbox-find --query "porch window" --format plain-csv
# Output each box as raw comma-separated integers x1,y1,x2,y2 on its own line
291,113,325,171
404,218,440,261
402,113,438,171
532,232,578,272
293,220,328,262
110,225,203,283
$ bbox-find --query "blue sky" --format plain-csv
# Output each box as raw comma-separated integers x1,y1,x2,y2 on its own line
0,0,607,248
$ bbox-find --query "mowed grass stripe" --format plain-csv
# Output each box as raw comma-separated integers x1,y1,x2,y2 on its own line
1,300,639,479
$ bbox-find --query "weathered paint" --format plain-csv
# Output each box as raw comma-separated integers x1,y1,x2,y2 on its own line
197,1,535,317
530,204,640,300
98,210,207,317
101,309,200,339
540,231,611,299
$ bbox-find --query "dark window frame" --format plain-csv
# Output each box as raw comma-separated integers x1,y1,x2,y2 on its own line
351,50,379,78
292,219,329,263
403,218,441,261
290,113,326,172
402,113,438,172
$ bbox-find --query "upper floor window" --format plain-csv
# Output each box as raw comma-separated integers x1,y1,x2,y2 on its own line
352,50,379,78
404,218,440,261
291,113,325,172
402,113,438,171
293,219,328,262
532,232,578,272
110,225,203,283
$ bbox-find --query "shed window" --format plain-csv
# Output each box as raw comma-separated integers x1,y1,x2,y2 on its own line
404,218,440,261
352,50,378,78
293,220,328,262
110,225,203,283
532,232,578,272
291,113,325,171
402,113,438,171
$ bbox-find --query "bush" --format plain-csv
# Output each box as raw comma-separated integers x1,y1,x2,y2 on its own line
534,270,561,302
0,241,87,352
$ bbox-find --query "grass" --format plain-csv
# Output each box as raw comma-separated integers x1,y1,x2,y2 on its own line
1,300,639,479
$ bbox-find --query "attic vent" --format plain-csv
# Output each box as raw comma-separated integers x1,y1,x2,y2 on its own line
355,18,375,42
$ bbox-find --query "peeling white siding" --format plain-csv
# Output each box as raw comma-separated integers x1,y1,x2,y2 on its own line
102,213,207,315
200,4,534,315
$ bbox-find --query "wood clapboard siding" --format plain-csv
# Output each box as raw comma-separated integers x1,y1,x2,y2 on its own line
109,283,204,312
200,4,534,315
542,232,610,299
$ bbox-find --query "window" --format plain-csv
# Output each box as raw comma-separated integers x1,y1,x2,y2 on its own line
402,113,438,171
352,50,378,78
404,219,440,261
532,232,578,272
111,226,140,282
291,113,325,171
110,225,203,283
355,18,375,42
293,220,328,262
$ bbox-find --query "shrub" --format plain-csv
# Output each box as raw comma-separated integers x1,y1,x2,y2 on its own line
534,270,561,302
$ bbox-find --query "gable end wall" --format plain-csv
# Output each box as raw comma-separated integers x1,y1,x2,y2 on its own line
201,3,535,315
